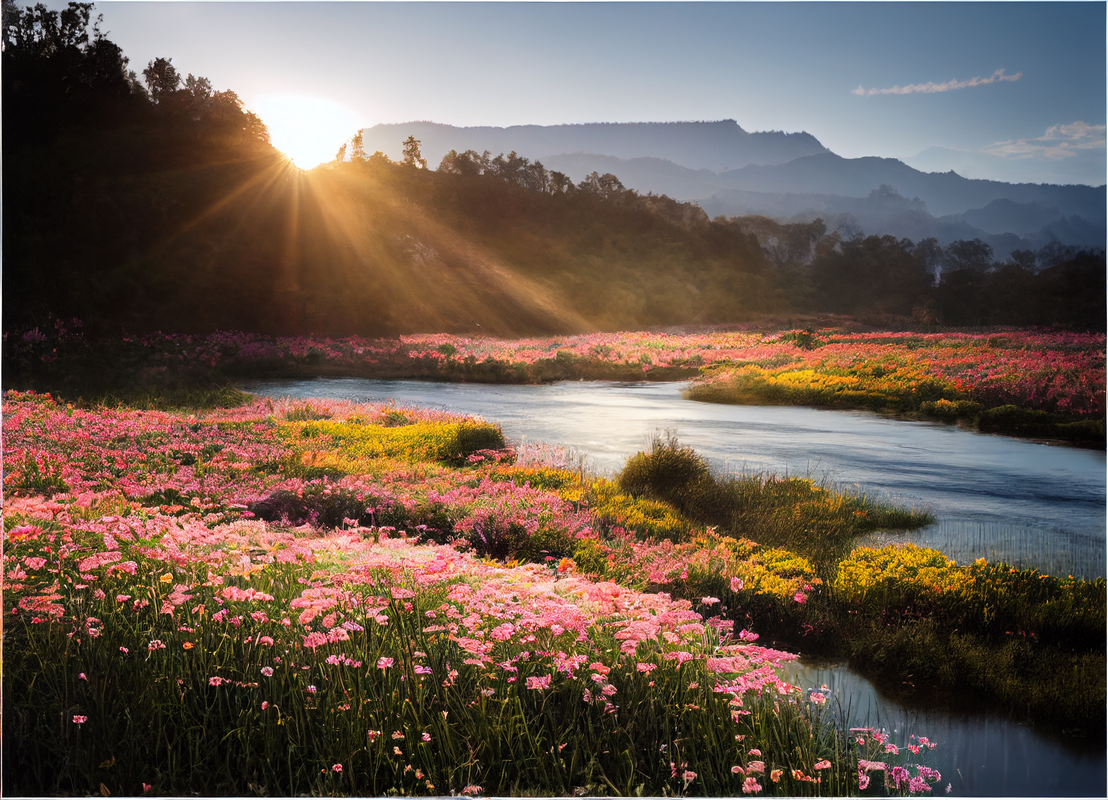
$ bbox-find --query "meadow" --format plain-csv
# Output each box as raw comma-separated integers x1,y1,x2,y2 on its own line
7,323,1103,445
5,388,1103,796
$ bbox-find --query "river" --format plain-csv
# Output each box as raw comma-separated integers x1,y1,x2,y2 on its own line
240,377,1107,796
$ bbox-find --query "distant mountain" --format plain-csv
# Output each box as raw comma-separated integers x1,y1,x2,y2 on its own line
713,153,1106,220
520,153,1106,259
905,145,1106,187
360,120,829,173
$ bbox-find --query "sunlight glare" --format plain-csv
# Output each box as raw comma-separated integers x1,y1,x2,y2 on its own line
253,94,361,169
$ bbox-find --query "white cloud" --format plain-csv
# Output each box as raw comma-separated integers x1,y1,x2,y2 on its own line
852,68,1021,96
984,121,1107,160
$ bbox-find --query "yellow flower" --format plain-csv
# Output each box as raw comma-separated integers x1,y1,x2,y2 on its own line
160,573,173,584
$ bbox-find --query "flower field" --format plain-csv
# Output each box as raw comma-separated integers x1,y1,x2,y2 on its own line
7,323,1104,434
3,390,950,796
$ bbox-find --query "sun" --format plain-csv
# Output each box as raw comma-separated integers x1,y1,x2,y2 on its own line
252,94,362,169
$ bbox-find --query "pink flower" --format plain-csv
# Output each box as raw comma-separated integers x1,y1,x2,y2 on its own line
814,759,831,770
742,777,762,794
526,675,552,690
142,783,152,793
209,676,224,686
730,577,744,592
682,770,696,783
636,662,656,673
810,691,827,704
78,672,87,681
72,715,88,725
377,657,394,669
421,732,431,742
261,702,269,710
731,766,744,775
793,591,807,604
332,764,342,773
261,667,274,677
700,596,720,605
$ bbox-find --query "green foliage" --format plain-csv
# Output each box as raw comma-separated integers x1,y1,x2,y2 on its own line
829,545,1107,734
616,437,932,575
589,480,694,542
978,405,1106,444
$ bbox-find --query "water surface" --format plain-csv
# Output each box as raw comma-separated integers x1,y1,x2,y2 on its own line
243,378,1106,578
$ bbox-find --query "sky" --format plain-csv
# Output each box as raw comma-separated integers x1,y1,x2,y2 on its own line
48,1,1108,181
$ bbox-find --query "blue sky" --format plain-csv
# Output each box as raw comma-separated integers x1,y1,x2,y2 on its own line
58,2,1108,182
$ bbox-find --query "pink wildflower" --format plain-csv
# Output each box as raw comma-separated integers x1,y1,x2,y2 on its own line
72,715,88,724
814,759,831,770
377,657,394,669
332,764,342,773
526,675,552,690
742,777,762,794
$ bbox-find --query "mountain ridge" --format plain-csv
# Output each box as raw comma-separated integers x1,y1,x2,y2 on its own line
360,119,830,173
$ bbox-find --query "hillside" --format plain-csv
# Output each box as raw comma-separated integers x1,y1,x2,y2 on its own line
360,120,829,173
362,123,1105,257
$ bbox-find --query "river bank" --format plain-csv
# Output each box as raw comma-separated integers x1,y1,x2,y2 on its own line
5,325,1104,447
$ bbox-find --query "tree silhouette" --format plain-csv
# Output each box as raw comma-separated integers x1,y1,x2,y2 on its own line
142,56,179,104
402,135,427,169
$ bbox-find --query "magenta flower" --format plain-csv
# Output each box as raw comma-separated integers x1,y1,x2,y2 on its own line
332,764,342,773
209,676,224,687
72,715,88,725
376,657,394,669
421,732,431,742
526,675,552,690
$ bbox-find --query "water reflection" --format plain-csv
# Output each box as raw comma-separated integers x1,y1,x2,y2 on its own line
787,660,1106,797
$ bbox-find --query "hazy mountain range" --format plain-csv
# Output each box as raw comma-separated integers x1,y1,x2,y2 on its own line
362,121,1106,259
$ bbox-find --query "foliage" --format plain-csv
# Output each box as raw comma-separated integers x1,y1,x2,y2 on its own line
615,435,933,574
3,389,950,796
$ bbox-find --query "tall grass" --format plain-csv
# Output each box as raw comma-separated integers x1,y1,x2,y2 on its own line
617,435,932,575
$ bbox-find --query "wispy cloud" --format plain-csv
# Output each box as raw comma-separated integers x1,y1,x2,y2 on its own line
852,68,1021,96
983,121,1107,161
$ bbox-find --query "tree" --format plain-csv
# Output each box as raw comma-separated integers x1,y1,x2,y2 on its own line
943,239,994,274
142,56,179,104
402,135,426,169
